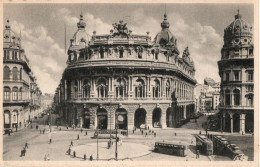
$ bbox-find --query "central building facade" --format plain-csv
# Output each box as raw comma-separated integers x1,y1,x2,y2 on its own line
55,13,196,130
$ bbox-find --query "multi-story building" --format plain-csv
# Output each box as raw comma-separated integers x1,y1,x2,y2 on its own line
54,13,196,130
218,11,254,133
194,78,220,113
3,20,42,131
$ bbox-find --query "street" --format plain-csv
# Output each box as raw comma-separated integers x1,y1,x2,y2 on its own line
3,115,254,161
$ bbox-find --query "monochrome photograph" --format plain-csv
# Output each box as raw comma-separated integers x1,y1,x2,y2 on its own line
1,1,258,165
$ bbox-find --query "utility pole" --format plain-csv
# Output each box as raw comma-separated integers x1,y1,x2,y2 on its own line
97,130,99,161
115,113,118,161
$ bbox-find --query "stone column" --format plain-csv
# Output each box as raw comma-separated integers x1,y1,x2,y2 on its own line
161,107,167,129
162,78,166,99
240,114,245,134
146,108,153,129
230,113,233,133
183,105,187,119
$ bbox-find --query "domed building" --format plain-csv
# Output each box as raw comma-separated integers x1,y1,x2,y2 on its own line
218,11,254,133
3,20,42,131
55,13,196,130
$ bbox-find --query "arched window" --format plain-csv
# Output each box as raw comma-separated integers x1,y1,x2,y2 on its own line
225,89,231,105
119,48,124,58
100,47,104,59
12,67,18,80
247,93,254,106
152,79,160,98
135,79,145,98
115,78,127,99
4,66,10,80
12,110,18,123
4,87,11,100
166,80,171,98
233,89,240,106
20,68,23,80
97,78,107,99
12,87,18,101
83,79,91,99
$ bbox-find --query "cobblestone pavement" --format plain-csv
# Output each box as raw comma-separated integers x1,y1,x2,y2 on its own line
3,116,253,161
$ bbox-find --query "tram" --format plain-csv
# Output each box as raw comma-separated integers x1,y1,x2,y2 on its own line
212,136,248,161
194,135,213,155
154,142,187,157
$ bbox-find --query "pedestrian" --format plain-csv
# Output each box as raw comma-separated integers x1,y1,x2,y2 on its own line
133,129,134,134
25,142,28,149
70,140,73,147
59,127,61,131
81,128,83,133
31,125,33,129
16,125,18,132
175,132,177,136
90,155,93,161
207,133,210,138
134,127,136,131
199,130,201,135
145,132,147,137
196,149,200,159
8,131,11,136
84,153,87,160
36,125,38,130
206,129,208,135
152,130,154,133
73,151,76,157
67,126,69,130
44,154,47,161
141,130,143,135
49,138,52,144
154,132,156,137
68,147,71,155
86,131,88,136
43,129,45,134
21,148,24,157
23,147,26,156
77,134,80,140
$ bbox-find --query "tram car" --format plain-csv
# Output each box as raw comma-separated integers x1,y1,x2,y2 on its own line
194,135,213,155
212,135,229,155
212,136,248,161
154,142,187,157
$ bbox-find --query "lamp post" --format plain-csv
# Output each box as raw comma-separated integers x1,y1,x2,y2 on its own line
115,113,118,161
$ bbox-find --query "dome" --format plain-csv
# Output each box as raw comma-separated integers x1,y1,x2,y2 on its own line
71,14,91,47
3,19,21,47
224,10,253,38
154,13,177,47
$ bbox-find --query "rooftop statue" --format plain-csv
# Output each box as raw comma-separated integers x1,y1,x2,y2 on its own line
112,20,129,35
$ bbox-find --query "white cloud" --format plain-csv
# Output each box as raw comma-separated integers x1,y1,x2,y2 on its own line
9,7,223,95
10,20,67,94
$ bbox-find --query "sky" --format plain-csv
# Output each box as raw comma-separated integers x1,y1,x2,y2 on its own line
3,3,254,94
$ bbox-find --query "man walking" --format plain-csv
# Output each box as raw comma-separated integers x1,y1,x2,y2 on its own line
25,142,28,149
196,149,200,159
70,140,73,147
77,134,80,140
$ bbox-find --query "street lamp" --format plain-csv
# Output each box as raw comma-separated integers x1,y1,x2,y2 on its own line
115,113,118,161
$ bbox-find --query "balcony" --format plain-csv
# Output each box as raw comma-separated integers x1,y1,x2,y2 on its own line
3,99,30,104
3,79,29,86
219,105,253,110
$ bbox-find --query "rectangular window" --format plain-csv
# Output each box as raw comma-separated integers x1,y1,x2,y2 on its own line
225,72,229,81
4,50,6,59
234,71,240,81
4,92,10,100
247,85,254,92
247,71,253,81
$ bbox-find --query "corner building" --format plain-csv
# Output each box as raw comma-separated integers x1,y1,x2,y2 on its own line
3,20,42,131
218,11,254,133
57,14,196,130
